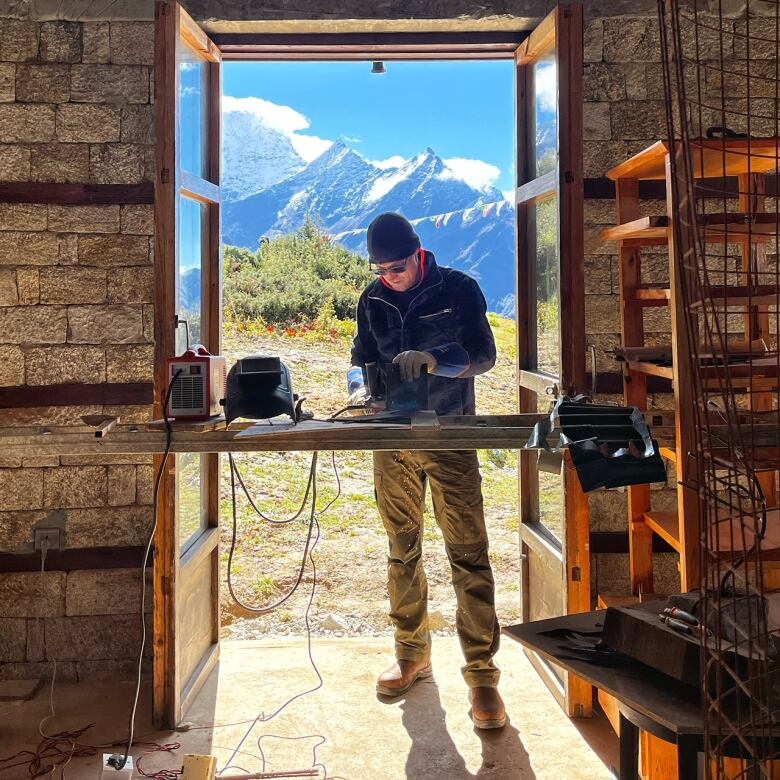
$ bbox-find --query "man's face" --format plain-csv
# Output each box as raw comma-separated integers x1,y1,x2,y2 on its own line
372,251,421,292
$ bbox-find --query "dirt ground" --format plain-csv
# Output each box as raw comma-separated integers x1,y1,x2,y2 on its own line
219,323,525,642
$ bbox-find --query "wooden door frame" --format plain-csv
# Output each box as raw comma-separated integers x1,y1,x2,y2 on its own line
153,2,587,728
153,0,222,729
515,4,590,718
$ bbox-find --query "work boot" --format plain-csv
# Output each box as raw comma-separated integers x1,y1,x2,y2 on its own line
469,687,507,729
375,659,432,697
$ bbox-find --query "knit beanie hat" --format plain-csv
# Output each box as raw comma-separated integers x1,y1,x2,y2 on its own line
366,212,421,263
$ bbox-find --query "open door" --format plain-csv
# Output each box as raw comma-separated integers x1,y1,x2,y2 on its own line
514,5,591,717
153,0,222,728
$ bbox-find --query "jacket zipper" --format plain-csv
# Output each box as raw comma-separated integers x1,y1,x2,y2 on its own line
368,278,444,351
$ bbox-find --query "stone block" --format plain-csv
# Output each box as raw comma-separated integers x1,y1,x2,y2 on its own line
40,267,107,304
641,253,670,286
0,204,47,231
77,234,149,266
66,304,145,344
60,455,151,466
583,101,611,141
0,661,76,681
48,204,119,234
0,619,26,661
0,572,65,618
142,302,154,341
103,404,152,424
82,23,110,64
643,306,671,334
89,142,153,184
585,225,611,255
610,101,667,141
734,18,777,59
0,268,17,305
593,552,630,595
584,199,616,225
624,62,665,101
0,507,49,548
110,22,154,65
70,64,149,104
66,504,153,547
78,658,151,679
583,63,625,102
588,490,627,532
136,464,153,504
107,464,136,506
0,19,39,62
39,21,82,63
30,143,89,183
120,204,153,235
0,305,66,344
44,614,140,660
58,233,78,264
120,104,153,144
0,345,23,386
0,64,15,103
0,105,55,143
107,266,153,304
586,332,622,373
585,293,620,334
55,104,120,143
26,617,44,662
66,568,146,616
25,344,105,385
15,64,70,103
44,465,106,509
17,269,40,305
0,405,101,427
583,140,628,178
0,145,30,180
105,344,153,383
583,18,603,62
603,17,661,63
0,231,60,265
584,256,613,294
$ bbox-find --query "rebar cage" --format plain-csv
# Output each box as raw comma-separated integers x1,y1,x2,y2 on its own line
659,0,780,775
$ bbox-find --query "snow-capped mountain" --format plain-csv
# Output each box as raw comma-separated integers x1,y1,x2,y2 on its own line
222,109,306,201
222,135,517,313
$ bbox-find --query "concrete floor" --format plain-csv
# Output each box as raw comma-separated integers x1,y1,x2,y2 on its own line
0,637,618,779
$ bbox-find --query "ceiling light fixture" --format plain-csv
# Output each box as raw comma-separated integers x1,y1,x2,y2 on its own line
371,61,386,74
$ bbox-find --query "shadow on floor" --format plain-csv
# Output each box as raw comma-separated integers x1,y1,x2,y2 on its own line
394,678,535,780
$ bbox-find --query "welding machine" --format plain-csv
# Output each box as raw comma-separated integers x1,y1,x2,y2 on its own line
165,345,226,421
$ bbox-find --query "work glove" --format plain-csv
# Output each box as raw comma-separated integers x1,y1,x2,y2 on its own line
345,387,386,416
392,350,437,382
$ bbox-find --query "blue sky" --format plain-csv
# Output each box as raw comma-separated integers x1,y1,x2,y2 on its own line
223,60,516,196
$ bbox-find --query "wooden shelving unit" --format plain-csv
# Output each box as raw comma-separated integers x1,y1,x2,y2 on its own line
600,137,780,779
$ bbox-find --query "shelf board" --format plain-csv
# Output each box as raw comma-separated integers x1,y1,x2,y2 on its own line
607,138,780,181
644,511,681,551
602,213,775,245
644,508,780,558
634,287,671,306
625,360,674,379
659,446,676,462
597,592,641,609
690,285,780,308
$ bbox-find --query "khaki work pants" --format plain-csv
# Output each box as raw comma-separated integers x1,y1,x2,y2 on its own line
373,449,500,689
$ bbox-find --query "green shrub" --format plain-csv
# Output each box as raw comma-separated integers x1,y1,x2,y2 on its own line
224,219,372,327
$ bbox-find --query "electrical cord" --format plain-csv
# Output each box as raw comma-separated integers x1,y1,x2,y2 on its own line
113,369,183,773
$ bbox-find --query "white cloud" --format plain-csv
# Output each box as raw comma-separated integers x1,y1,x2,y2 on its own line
439,157,501,191
370,155,406,170
223,95,332,163
502,189,515,203
536,62,557,114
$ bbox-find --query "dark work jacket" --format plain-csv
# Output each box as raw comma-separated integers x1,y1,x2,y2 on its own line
349,253,496,415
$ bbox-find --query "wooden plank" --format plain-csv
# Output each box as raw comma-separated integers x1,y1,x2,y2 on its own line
644,510,681,551
625,360,675,380
0,546,149,573
220,50,515,61
564,450,592,718
515,10,556,65
516,170,556,204
0,182,154,205
0,382,153,409
181,754,217,780
179,169,220,204
153,0,179,732
634,287,672,305
518,369,559,396
179,2,220,62
601,215,668,241
690,284,780,308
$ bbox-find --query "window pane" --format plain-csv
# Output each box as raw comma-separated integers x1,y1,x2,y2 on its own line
533,53,557,177
179,45,209,179
538,469,564,541
535,196,560,376
177,196,207,353
178,452,205,552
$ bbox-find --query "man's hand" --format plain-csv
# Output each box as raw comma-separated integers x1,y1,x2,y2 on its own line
392,350,437,382
345,387,386,416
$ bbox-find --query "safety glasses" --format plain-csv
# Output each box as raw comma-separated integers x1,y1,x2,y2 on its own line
370,254,415,277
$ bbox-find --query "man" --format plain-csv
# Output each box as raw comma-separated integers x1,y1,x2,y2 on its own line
348,211,506,729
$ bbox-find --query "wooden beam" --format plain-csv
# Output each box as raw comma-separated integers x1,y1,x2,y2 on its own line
179,1,221,61
0,383,153,408
515,10,555,64
0,546,150,572
0,183,153,205
516,170,556,204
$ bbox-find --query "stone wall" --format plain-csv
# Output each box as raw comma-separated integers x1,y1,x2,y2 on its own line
0,13,156,680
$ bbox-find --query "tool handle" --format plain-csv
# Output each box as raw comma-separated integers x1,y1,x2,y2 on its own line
664,607,699,626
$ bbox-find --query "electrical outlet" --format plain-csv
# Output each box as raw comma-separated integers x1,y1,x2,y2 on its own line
33,528,61,551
